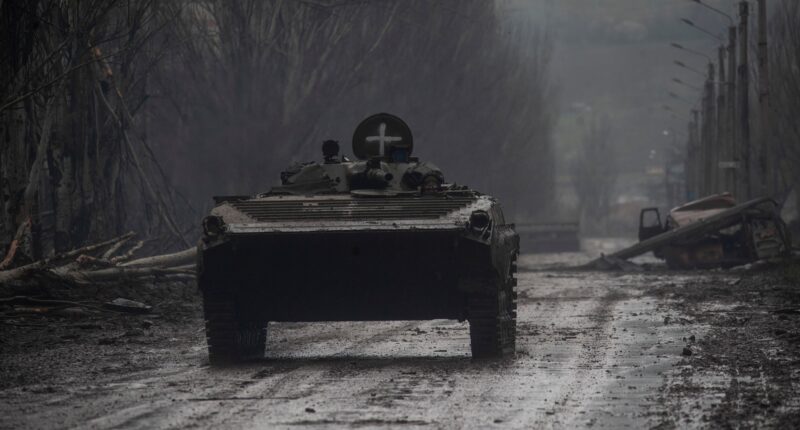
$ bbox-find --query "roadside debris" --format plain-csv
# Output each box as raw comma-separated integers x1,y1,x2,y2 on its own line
0,232,196,287
0,296,105,313
586,194,792,270
0,295,155,320
104,298,152,314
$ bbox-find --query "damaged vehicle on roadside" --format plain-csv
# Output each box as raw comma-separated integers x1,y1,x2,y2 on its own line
638,193,792,269
197,113,519,364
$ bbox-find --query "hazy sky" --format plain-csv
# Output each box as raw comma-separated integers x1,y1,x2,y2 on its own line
539,0,733,109
506,0,741,199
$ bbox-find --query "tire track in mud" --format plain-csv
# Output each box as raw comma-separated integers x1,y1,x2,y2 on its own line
508,272,687,429
143,321,429,428
73,318,454,429
431,275,630,429
69,319,421,428
526,285,628,428
99,271,680,429
3,252,704,429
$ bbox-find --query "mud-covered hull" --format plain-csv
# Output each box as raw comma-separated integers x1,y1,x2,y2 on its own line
199,228,515,322
198,192,519,363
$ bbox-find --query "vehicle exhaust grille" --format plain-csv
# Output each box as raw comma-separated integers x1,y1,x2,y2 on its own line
231,196,476,221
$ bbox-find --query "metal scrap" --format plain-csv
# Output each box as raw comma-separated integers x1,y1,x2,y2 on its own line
587,194,792,269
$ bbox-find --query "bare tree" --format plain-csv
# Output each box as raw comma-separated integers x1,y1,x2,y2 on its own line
572,115,617,234
149,0,556,221
0,0,184,266
1,0,558,266
147,1,395,204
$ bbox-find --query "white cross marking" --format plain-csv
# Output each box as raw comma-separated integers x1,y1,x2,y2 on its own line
366,122,403,156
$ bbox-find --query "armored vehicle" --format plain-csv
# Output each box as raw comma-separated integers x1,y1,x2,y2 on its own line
198,113,519,364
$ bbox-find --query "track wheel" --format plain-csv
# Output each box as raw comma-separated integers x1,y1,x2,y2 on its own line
468,255,517,358
203,290,267,365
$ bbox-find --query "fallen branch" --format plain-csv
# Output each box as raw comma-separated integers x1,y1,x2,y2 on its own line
110,240,145,263
120,247,196,268
24,265,194,286
75,255,117,268
0,229,197,287
69,265,195,282
0,232,135,284
102,235,133,260
0,296,108,313
50,232,135,263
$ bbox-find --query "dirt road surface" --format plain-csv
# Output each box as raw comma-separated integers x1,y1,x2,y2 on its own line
2,244,799,429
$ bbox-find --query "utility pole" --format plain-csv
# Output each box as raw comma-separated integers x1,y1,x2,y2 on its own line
663,128,678,210
757,0,771,197
717,45,726,194
688,109,700,200
664,127,684,210
702,62,716,196
699,94,706,198
725,26,737,196
687,116,695,201
737,1,751,199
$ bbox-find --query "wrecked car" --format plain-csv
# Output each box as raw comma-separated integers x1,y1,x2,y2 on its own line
638,193,792,269
197,113,519,364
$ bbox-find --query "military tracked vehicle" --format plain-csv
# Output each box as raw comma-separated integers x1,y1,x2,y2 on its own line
198,113,519,364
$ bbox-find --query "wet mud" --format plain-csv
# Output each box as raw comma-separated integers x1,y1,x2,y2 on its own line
1,247,798,429
650,263,800,428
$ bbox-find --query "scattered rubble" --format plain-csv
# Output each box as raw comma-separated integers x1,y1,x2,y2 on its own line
0,232,196,287
652,260,800,427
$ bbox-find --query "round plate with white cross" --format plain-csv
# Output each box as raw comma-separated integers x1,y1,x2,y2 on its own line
352,113,413,161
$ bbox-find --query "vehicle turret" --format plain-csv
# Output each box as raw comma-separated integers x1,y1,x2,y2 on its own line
274,113,443,196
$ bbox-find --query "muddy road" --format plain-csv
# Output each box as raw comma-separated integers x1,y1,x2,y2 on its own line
2,247,799,429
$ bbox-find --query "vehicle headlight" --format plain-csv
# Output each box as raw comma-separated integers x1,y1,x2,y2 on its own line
469,210,491,230
203,215,224,237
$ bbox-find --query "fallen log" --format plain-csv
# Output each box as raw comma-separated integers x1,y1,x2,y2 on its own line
26,265,195,286
69,265,195,282
0,296,108,312
102,235,133,260
0,232,135,284
110,240,144,263
0,228,197,287
120,247,196,268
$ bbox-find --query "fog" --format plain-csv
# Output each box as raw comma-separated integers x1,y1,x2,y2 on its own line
513,0,745,232
1,0,798,251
